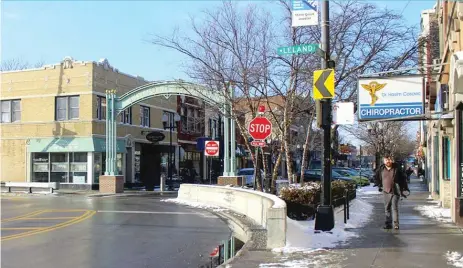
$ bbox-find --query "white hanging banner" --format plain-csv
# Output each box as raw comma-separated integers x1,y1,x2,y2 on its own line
292,0,319,27
333,102,354,125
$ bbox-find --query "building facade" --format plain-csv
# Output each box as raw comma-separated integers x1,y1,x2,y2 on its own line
423,1,463,225
0,57,179,190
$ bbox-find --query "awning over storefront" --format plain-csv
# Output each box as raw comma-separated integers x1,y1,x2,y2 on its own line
27,137,127,153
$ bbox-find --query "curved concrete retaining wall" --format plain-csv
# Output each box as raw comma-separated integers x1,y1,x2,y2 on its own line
178,184,287,249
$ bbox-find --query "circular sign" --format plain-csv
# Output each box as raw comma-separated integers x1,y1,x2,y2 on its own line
248,117,272,140
205,141,220,157
146,131,165,143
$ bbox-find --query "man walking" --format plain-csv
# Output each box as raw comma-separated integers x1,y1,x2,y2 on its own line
374,155,409,230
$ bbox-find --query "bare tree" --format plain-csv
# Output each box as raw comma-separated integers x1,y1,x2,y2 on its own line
343,121,414,166
0,58,44,71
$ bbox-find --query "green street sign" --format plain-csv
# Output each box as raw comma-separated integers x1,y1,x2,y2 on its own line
277,44,319,56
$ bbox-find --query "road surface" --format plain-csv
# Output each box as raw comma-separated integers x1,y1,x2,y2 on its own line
1,193,230,268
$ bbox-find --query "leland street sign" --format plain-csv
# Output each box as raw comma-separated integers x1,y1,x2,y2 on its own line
277,44,319,56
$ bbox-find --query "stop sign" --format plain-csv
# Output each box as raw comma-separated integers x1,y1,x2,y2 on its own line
248,117,272,140
204,140,220,157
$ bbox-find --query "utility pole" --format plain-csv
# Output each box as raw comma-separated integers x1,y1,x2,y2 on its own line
314,0,335,232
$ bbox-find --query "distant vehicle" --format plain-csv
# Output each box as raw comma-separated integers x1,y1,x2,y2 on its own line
304,169,357,186
237,168,264,187
309,160,322,170
333,168,370,186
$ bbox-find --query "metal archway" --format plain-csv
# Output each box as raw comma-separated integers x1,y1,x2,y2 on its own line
104,81,236,178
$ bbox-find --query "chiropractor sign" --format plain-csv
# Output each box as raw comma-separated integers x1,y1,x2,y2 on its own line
357,75,425,121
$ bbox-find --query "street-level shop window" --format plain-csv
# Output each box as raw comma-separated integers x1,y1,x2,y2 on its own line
93,152,123,184
120,107,132,124
56,96,80,121
96,96,106,120
0,99,21,123
32,153,49,182
442,137,451,180
140,106,150,127
70,152,87,183
32,152,88,183
50,153,69,183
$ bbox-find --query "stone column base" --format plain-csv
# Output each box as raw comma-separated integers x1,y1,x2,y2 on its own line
99,175,124,193
455,197,463,226
218,176,244,186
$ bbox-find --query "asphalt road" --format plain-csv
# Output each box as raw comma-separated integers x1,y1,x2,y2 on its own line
1,193,231,268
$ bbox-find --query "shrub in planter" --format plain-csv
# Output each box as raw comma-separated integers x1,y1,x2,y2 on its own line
280,180,357,220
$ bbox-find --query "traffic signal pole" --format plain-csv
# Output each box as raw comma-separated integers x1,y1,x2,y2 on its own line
314,0,335,231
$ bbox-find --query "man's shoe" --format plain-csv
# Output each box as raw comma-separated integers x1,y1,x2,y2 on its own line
383,225,392,229
394,225,399,230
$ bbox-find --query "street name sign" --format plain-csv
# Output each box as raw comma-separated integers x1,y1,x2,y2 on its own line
292,0,318,27
204,140,220,157
277,44,319,56
313,69,335,100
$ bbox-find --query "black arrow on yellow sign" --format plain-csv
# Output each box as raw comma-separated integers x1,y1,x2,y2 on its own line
313,69,335,100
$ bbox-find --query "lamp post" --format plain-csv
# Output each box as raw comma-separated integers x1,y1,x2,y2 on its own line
367,123,384,169
162,112,181,188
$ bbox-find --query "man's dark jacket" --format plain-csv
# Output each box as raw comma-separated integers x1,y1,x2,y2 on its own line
374,163,409,194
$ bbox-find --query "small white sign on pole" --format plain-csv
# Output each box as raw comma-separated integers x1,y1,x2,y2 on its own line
292,0,319,27
333,102,354,125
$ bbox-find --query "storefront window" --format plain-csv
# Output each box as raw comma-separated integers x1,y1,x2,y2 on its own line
443,137,451,180
50,153,68,183
70,152,87,183
94,153,102,184
32,153,49,182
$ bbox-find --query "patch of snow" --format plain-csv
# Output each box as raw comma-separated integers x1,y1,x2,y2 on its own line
356,185,381,195
414,202,452,223
259,258,323,268
445,251,463,268
161,198,228,212
272,198,373,253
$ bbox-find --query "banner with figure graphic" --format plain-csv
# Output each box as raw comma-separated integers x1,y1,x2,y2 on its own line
357,75,424,121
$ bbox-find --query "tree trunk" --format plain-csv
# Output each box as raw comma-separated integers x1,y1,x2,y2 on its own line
261,147,268,192
271,142,284,195
300,115,314,180
253,147,263,191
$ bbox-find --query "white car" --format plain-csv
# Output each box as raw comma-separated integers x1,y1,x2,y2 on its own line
237,168,264,187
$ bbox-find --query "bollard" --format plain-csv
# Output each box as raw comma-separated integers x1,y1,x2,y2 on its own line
346,190,350,220
160,174,166,192
343,189,348,223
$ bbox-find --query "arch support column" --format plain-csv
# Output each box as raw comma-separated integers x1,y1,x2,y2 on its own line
100,89,124,193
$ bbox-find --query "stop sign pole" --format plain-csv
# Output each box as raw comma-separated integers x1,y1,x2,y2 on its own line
248,106,272,190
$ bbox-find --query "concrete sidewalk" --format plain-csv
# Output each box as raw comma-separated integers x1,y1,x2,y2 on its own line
227,178,463,268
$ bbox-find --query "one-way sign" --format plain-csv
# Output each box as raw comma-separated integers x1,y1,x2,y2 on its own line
313,69,335,100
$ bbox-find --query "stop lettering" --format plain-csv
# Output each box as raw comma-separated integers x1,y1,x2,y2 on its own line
248,117,272,140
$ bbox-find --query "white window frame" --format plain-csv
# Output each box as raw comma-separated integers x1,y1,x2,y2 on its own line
56,96,80,121
140,106,150,127
120,107,132,124
1,99,21,123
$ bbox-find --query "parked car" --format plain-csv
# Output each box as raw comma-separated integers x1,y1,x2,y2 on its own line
333,168,370,186
303,169,357,186
237,168,264,187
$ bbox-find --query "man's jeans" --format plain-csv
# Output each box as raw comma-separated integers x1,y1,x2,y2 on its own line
383,192,400,226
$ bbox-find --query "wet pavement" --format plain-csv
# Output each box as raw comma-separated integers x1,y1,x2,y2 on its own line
1,193,231,268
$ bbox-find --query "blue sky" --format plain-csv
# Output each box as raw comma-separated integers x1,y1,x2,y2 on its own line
2,0,435,81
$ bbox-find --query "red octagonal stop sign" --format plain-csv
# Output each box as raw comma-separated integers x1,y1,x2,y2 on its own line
248,117,272,140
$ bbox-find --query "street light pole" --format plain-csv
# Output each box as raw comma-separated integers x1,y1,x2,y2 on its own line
314,0,335,232
163,112,181,189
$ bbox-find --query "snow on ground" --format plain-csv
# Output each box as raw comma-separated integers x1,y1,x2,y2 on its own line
414,201,452,223
161,198,227,212
356,184,381,195
445,251,463,268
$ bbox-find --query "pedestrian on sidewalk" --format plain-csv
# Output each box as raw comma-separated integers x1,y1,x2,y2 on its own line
374,155,409,230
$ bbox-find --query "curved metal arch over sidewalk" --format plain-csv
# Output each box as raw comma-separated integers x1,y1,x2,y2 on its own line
104,80,236,178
